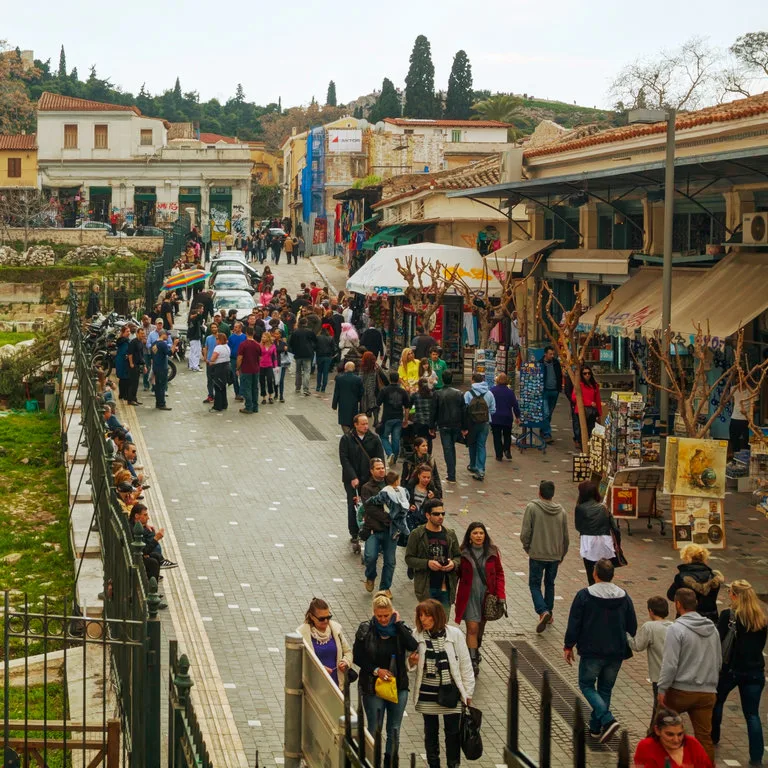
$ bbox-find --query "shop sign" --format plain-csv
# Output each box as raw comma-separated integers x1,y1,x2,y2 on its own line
599,349,614,362
328,130,362,153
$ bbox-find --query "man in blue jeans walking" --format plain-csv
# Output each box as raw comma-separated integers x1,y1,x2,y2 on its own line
430,371,466,482
521,480,568,632
359,459,396,595
376,371,410,466
463,373,496,481
564,558,637,743
539,345,563,444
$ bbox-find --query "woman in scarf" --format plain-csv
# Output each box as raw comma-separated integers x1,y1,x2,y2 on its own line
353,592,418,767
296,598,354,689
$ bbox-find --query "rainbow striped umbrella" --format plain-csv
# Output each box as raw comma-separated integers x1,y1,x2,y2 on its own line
162,269,209,290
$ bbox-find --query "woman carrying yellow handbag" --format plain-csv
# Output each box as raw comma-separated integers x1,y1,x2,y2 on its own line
353,592,419,767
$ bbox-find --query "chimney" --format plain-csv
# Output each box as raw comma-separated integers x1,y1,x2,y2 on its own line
501,149,523,183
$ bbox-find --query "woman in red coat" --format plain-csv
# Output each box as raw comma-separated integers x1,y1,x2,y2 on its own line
634,708,712,768
454,522,506,677
570,365,603,448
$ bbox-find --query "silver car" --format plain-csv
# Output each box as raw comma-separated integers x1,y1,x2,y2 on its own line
212,290,256,320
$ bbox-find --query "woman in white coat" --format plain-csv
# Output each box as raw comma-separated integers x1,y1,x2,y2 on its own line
410,599,475,768
297,598,354,690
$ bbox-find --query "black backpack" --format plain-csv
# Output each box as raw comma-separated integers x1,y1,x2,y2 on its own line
467,392,490,423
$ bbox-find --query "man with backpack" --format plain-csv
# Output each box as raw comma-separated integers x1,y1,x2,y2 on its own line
463,373,496,481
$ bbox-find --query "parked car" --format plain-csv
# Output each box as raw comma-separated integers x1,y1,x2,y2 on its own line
209,271,254,294
135,226,166,237
76,221,112,231
210,258,260,282
212,290,256,319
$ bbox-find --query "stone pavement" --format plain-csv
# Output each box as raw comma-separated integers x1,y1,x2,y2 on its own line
123,253,766,768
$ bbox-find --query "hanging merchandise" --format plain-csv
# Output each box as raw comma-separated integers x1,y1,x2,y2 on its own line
519,363,544,423
572,453,591,483
588,423,609,476
474,349,497,388
462,312,478,346
664,437,728,499
611,486,640,519
607,392,644,472
671,496,726,550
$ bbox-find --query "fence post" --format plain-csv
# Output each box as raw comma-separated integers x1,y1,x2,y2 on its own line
284,633,304,768
506,645,519,758
540,671,552,768
144,576,162,768
572,698,586,768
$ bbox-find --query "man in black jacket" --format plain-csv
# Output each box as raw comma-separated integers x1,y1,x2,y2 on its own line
429,371,466,482
376,372,410,467
360,458,396,595
288,317,317,395
540,345,563,443
412,331,437,360
339,414,385,552
563,558,637,743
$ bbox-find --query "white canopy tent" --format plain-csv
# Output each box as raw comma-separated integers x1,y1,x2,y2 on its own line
346,243,502,296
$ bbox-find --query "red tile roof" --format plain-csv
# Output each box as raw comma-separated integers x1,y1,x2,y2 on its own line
0,134,37,150
199,132,238,144
373,155,501,208
524,91,768,158
384,118,510,129
37,91,141,114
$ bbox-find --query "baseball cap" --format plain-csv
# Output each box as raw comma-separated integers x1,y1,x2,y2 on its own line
117,481,134,493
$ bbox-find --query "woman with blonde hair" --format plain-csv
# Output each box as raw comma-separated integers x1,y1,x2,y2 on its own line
410,599,474,768
296,598,354,689
258,331,278,404
711,579,767,764
353,591,418,767
398,348,420,393
666,544,723,622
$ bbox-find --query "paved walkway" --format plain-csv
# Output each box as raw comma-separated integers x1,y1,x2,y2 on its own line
122,253,767,768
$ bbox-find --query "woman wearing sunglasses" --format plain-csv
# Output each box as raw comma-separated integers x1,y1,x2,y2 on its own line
633,708,712,767
570,366,602,449
297,598,354,689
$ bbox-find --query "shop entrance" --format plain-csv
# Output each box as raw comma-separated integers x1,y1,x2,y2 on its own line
53,187,82,227
134,187,157,226
88,186,112,222
179,187,202,227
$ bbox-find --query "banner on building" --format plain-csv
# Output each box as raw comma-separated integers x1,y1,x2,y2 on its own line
328,129,363,153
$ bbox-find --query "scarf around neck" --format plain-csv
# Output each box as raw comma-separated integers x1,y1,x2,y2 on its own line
374,615,398,638
310,623,333,644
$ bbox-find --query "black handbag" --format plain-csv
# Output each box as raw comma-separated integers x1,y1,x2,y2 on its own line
460,704,483,760
437,680,461,708
468,549,506,622
721,613,737,667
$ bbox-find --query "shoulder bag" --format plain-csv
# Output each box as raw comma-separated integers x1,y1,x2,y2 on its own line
721,612,737,667
609,516,628,567
460,704,483,760
468,550,506,622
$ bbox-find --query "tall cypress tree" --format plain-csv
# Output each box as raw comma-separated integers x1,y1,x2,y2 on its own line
369,78,401,123
326,80,337,107
404,35,439,119
57,45,67,79
444,50,473,119
173,77,182,104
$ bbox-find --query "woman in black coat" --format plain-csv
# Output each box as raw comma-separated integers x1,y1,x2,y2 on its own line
332,364,364,428
574,481,620,585
666,543,723,622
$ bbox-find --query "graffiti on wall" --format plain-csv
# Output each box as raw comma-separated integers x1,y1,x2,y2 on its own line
231,204,246,236
210,205,231,242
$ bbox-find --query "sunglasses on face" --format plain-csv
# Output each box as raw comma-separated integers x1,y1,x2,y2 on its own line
313,614,332,622
429,512,445,517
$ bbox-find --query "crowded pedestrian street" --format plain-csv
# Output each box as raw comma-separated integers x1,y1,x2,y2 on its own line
115,252,768,767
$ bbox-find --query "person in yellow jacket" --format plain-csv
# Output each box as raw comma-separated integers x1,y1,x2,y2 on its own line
398,348,420,393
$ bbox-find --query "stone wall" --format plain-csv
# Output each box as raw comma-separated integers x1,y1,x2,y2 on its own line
3,228,163,253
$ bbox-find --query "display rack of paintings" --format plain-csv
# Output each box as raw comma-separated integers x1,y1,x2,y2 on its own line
671,496,726,550
608,392,644,473
664,437,728,499
611,485,640,519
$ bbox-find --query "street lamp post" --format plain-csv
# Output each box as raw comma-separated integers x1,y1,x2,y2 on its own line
629,107,676,438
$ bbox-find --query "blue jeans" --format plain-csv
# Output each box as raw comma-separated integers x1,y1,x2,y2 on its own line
239,373,259,413
468,421,490,475
154,370,168,408
295,357,311,393
230,358,240,396
542,390,559,438
528,559,559,616
429,587,451,613
439,427,462,480
363,690,408,758
142,349,152,389
578,657,623,733
364,530,397,590
316,356,332,391
712,669,765,763
276,366,287,399
380,419,402,458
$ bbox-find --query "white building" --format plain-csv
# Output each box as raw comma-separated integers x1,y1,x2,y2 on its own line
36,92,253,238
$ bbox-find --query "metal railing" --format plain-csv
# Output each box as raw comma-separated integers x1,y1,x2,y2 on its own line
144,214,191,315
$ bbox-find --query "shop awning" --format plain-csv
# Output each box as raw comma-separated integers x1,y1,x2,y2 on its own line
351,214,381,232
361,225,403,250
486,239,559,275
395,223,432,244
580,251,768,340
347,242,503,296
547,249,633,276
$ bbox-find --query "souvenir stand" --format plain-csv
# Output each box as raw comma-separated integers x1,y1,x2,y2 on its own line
515,362,547,453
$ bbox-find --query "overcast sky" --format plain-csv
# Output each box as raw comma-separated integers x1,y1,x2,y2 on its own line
5,0,766,110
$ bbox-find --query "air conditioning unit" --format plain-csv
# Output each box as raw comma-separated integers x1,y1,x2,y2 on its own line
743,212,768,245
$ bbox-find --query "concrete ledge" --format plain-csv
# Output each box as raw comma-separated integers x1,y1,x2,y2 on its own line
69,502,100,558
68,464,92,504
74,557,104,618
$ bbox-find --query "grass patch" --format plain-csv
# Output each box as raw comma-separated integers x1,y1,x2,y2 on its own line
0,331,36,346
0,412,73,659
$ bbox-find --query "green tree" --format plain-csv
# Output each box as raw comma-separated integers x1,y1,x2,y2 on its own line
404,35,439,118
472,93,521,122
353,105,363,119
730,31,768,76
57,45,66,79
70,66,78,81
444,50,473,119
326,80,337,106
173,77,182,104
369,77,401,123
234,83,245,104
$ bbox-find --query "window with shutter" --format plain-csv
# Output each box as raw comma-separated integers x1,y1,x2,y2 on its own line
94,125,108,149
140,129,153,146
7,158,21,178
64,124,78,149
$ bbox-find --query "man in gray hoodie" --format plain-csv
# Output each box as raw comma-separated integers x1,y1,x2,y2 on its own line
657,587,721,763
463,373,496,481
521,480,569,633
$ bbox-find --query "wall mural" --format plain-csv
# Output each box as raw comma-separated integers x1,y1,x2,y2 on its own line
210,206,231,242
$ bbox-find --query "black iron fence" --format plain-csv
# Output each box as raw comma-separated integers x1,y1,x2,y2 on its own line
144,214,191,315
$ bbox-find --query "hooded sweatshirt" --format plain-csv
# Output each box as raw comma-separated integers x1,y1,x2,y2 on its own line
463,381,496,419
520,498,569,562
564,582,637,659
657,612,721,695
627,619,673,682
